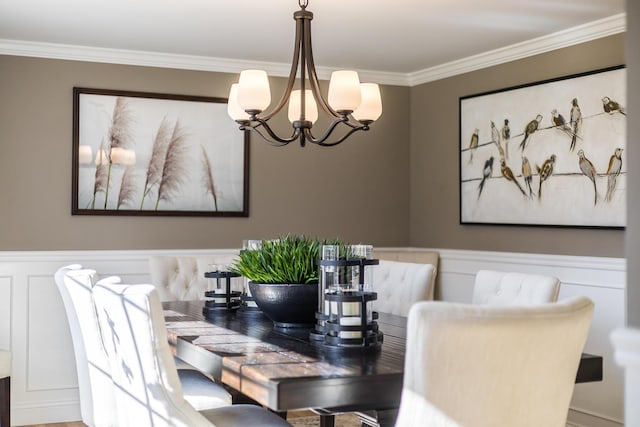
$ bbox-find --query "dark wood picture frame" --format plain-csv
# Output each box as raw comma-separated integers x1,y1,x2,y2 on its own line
459,65,626,229
72,87,249,217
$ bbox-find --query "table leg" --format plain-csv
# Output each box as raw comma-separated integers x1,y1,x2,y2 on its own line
0,376,9,427
319,414,335,427
357,408,398,427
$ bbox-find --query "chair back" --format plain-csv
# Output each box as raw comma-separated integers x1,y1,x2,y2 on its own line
394,297,594,427
149,255,243,301
93,280,212,427
472,269,560,306
374,260,436,316
54,265,118,427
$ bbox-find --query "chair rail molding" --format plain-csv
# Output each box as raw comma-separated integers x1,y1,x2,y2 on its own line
0,247,625,426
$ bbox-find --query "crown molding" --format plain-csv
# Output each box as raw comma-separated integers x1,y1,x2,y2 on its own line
0,38,412,86
408,13,626,86
0,13,625,88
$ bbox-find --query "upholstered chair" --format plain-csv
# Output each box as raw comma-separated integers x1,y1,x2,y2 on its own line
394,297,594,427
55,264,117,427
0,350,10,427
55,265,232,427
92,280,292,427
149,255,243,301
472,269,560,306
373,260,437,316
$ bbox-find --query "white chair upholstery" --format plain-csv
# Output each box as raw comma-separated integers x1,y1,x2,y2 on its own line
394,297,594,427
55,265,232,427
55,264,116,427
472,269,560,306
373,260,436,316
149,255,243,301
93,280,292,427
0,350,10,427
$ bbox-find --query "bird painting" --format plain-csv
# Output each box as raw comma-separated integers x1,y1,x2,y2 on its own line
491,121,505,160
519,114,543,151
521,156,534,198
468,128,479,164
501,119,511,159
551,108,573,141
605,148,623,202
536,154,556,200
569,98,582,151
478,156,494,200
602,96,626,116
491,121,500,144
577,150,598,205
500,159,526,196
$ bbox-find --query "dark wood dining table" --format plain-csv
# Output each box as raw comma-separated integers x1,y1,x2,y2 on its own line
163,300,603,427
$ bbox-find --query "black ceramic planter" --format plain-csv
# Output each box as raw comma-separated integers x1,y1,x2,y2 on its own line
248,282,318,328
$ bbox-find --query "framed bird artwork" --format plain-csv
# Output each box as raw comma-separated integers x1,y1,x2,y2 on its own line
459,65,626,229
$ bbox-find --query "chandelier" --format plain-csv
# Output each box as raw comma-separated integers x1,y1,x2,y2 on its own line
226,0,382,147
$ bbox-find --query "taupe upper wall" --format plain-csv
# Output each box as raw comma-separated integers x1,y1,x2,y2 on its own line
0,56,410,250
409,34,626,257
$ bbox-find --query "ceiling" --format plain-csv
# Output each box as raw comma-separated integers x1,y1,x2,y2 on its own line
0,0,626,85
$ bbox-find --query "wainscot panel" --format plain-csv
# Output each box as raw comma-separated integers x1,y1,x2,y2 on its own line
0,248,624,426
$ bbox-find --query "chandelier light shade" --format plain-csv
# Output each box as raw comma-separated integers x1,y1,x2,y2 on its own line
227,0,382,147
288,90,318,124
353,83,383,122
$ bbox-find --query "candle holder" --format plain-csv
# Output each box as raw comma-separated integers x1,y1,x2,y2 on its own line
322,290,382,353
202,270,242,318
311,246,382,353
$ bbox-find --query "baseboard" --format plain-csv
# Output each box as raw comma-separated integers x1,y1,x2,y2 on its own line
11,398,81,426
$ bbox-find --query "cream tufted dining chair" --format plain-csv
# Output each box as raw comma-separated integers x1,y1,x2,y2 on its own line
55,265,233,427
0,350,10,427
472,269,560,306
394,297,594,427
373,260,437,316
93,280,292,427
149,255,243,301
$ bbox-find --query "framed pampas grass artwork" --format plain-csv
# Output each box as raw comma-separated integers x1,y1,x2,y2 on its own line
72,88,249,216
459,65,625,229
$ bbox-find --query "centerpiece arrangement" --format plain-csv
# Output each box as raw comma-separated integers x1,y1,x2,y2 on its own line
229,234,349,328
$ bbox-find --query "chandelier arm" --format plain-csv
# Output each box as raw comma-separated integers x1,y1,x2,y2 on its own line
244,118,300,145
304,117,367,146
306,123,368,147
245,127,293,147
303,18,340,118
260,13,305,122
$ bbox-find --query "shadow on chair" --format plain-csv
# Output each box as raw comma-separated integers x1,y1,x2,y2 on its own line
92,280,292,426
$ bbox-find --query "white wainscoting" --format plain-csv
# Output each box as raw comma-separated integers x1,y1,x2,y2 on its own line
0,248,625,426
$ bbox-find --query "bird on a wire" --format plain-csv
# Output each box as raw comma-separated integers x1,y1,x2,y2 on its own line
602,96,626,116
478,156,494,200
521,156,534,198
536,154,556,200
500,159,527,196
569,98,582,151
468,128,479,164
519,114,543,151
605,148,623,202
577,149,598,205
